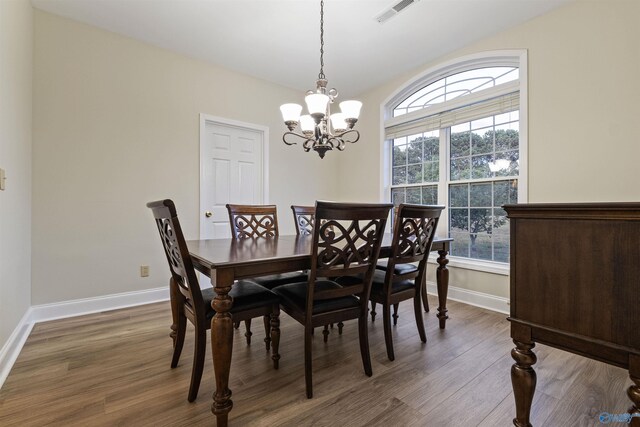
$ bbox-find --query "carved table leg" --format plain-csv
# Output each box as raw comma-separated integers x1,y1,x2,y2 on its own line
211,272,234,427
629,354,640,426
511,339,537,427
436,249,450,329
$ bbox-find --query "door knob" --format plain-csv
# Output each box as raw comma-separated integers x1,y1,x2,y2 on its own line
205,211,212,218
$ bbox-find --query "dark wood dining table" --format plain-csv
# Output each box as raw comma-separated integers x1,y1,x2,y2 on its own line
187,234,452,426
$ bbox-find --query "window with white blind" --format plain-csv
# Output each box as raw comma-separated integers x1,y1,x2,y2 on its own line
384,52,527,270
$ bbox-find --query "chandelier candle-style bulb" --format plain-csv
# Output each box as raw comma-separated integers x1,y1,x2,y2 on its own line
280,103,302,130
280,0,361,158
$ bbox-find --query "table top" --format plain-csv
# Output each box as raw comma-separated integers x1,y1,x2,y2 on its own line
187,234,452,272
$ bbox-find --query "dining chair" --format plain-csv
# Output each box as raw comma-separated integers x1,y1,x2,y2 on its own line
291,205,316,236
147,199,281,402
272,201,392,398
374,205,430,318
291,204,341,340
226,204,308,340
369,203,443,361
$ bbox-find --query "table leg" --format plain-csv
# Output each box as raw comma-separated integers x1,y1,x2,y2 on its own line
436,249,450,329
211,272,234,427
511,323,537,427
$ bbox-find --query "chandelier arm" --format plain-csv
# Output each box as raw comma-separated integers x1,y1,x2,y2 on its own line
335,129,360,144
327,136,345,151
283,131,315,147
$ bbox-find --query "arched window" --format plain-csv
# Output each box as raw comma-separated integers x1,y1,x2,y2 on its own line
383,51,527,268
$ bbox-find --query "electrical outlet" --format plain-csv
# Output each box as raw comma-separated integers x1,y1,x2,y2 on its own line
0,168,5,191
140,265,150,277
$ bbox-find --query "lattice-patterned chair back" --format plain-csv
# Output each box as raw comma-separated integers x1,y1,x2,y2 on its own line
386,204,443,284
226,204,279,239
291,205,315,236
307,201,392,311
147,199,205,318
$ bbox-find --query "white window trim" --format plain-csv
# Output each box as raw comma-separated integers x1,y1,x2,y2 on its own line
380,50,528,271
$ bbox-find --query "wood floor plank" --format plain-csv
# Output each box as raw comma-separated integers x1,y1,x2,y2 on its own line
0,297,632,426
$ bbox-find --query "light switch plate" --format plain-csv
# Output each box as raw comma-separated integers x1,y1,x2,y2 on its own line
0,168,5,191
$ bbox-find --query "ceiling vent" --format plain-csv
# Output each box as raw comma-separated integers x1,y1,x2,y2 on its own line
375,0,420,24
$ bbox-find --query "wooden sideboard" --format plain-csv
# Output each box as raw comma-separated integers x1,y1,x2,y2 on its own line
504,203,640,427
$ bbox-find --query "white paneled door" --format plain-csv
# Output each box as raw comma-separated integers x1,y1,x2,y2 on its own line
200,114,267,239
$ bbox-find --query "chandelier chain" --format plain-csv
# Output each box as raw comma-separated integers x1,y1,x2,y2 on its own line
318,0,325,80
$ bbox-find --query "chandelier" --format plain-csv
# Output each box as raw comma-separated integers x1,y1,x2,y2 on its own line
279,0,362,159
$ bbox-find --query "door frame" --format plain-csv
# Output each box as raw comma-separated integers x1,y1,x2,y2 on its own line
199,113,270,238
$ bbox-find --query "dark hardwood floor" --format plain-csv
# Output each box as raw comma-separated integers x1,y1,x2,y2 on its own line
0,296,631,426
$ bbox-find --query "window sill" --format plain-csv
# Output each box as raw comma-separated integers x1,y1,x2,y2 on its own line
427,255,510,276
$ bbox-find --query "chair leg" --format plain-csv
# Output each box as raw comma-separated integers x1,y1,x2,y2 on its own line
323,325,330,343
171,313,187,368
263,315,271,351
370,301,377,322
188,325,207,402
244,319,252,345
392,303,399,326
383,304,395,361
169,278,187,368
304,325,314,399
270,310,281,369
337,321,344,335
358,314,373,377
422,285,430,313
414,293,427,343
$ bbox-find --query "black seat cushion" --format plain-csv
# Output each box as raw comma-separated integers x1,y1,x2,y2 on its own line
370,269,415,296
252,271,309,289
375,262,418,275
335,270,415,296
201,280,280,320
272,280,359,315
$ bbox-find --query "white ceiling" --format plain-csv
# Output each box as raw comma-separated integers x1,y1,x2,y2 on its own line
31,0,571,98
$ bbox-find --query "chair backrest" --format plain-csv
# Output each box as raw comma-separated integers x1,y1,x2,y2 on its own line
387,203,444,283
306,201,392,310
147,199,205,315
226,204,279,239
291,205,315,236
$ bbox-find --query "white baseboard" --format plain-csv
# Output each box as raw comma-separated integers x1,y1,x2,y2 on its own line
426,281,510,315
0,286,169,390
0,308,34,389
29,286,169,324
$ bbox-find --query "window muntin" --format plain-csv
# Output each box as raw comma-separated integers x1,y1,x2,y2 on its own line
450,111,519,182
393,67,518,117
391,130,439,186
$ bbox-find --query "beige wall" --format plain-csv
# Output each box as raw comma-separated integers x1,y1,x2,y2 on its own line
32,10,339,305
0,0,33,347
337,0,640,299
